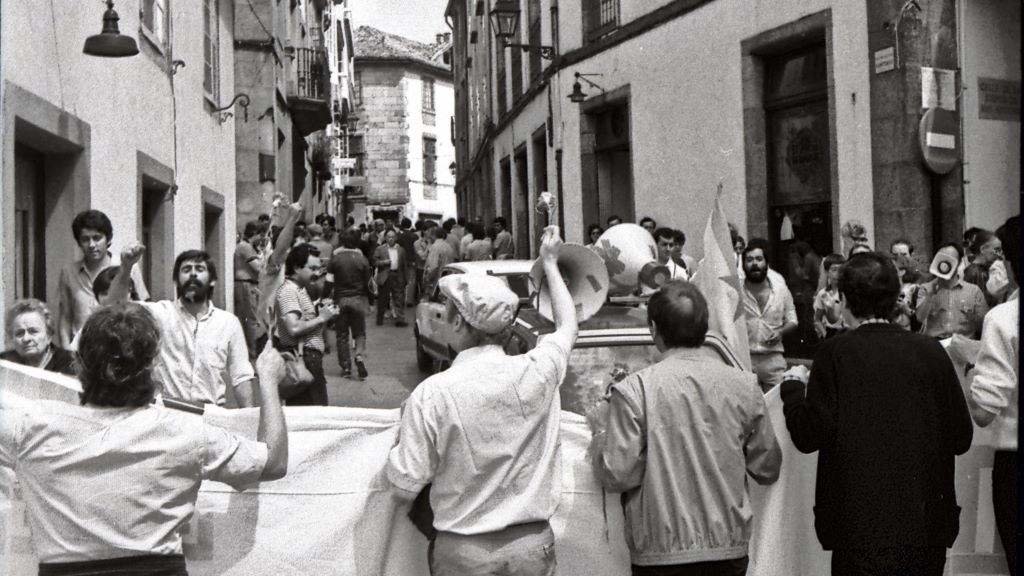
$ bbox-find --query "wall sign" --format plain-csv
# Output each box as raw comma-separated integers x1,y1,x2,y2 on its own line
921,67,957,111
919,107,959,175
977,78,1021,121
873,47,895,74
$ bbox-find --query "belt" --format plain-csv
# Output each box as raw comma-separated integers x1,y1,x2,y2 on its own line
39,554,188,576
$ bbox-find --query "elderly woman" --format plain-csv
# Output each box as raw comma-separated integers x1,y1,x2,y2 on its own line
0,303,288,575
1,299,76,375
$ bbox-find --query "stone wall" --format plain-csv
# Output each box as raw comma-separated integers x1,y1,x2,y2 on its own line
357,66,410,205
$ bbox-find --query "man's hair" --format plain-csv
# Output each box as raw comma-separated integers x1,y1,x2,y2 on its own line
937,240,965,261
173,250,218,286
587,223,604,238
963,226,985,251
285,243,320,276
414,220,426,231
307,223,324,237
838,252,900,320
606,214,621,225
6,298,55,339
457,217,467,226
653,227,675,244
433,226,448,240
822,253,846,272
71,210,114,242
672,229,687,248
742,237,771,261
347,216,355,226
889,238,914,254
243,220,266,240
78,304,161,408
92,266,138,302
442,219,455,232
257,213,272,223
639,216,656,227
647,280,708,348
401,217,413,229
996,216,1019,280
339,231,362,250
967,228,996,256
493,216,507,229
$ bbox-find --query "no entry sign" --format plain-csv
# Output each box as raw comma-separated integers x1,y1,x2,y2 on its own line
918,107,960,175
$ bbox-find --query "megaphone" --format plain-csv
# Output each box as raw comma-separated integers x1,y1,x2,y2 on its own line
530,243,610,323
592,223,671,295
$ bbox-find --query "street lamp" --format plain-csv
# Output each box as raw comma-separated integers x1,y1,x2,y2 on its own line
489,0,555,60
568,72,606,103
83,0,139,58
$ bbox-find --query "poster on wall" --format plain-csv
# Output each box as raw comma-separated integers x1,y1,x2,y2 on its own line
921,67,957,111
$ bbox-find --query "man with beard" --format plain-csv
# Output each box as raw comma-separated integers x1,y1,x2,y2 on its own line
742,238,798,392
111,246,257,407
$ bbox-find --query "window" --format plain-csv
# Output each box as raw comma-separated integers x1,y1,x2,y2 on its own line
349,134,365,176
423,77,435,111
496,45,508,116
583,0,619,42
141,0,169,50
511,40,523,99
423,137,437,183
354,72,363,106
527,0,542,81
203,0,220,100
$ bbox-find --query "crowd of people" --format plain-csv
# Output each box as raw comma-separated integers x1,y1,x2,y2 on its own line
0,199,1017,576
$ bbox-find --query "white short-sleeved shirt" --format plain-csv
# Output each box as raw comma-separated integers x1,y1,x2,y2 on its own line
0,401,267,563
141,300,255,405
386,331,573,535
970,297,1019,450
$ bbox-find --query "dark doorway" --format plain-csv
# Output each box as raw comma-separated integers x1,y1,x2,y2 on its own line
514,146,530,258
580,97,634,232
764,43,832,357
14,145,47,301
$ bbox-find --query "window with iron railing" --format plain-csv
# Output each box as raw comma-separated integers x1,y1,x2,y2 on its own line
294,47,326,100
423,77,435,112
348,134,365,176
583,0,619,42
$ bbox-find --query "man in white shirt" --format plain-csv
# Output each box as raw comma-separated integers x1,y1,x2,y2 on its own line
386,227,578,575
968,216,1018,574
112,246,257,407
654,227,689,281
0,302,288,573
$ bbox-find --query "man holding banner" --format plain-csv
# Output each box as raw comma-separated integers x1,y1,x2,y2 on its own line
386,226,577,576
0,303,289,576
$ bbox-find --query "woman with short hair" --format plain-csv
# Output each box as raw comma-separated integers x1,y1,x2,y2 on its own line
1,298,77,375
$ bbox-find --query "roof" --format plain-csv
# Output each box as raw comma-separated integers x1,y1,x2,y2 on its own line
354,26,451,72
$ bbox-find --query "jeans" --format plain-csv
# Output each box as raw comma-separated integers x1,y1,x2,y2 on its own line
430,522,556,576
831,547,946,576
335,296,368,371
631,557,748,576
288,348,328,406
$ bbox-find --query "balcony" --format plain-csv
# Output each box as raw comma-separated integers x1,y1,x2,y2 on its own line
288,47,331,136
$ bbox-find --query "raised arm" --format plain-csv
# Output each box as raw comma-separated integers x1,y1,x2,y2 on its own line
539,226,579,342
266,201,303,275
108,244,146,304
254,343,289,480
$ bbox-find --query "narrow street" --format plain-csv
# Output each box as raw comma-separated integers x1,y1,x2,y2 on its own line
322,309,422,409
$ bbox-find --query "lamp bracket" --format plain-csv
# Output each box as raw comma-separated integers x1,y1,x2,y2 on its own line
575,72,607,93
213,93,251,124
504,42,555,60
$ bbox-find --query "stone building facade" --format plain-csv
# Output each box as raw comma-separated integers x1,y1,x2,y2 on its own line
344,26,456,224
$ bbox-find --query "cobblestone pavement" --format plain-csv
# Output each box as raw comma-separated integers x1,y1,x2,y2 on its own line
321,304,424,409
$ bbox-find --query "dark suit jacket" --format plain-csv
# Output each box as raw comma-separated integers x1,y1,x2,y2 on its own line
374,244,408,285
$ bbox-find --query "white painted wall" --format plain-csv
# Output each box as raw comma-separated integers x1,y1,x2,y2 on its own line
405,71,457,220
487,0,874,259
959,0,1021,230
2,0,238,307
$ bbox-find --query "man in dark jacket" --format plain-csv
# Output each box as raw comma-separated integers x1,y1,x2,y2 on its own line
780,252,973,576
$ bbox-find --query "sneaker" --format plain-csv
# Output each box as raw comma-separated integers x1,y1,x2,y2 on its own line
354,357,368,379
340,368,352,378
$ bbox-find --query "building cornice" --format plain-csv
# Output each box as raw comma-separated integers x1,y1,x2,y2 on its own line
355,56,454,80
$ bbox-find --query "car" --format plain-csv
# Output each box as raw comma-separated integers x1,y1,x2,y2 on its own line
414,259,534,372
417,276,744,416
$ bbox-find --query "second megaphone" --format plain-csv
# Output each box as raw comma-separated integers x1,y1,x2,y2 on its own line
530,243,610,323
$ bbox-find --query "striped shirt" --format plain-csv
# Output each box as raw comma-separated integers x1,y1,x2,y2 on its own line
274,279,324,352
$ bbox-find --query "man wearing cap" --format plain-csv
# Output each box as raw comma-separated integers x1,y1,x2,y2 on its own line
386,226,578,576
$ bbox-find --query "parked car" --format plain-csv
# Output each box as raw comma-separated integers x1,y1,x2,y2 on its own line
417,276,744,416
414,259,534,372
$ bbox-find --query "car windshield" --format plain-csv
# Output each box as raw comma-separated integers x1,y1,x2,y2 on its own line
559,344,661,416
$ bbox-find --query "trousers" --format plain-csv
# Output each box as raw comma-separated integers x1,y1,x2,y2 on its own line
631,557,748,576
993,450,1017,575
831,547,946,576
39,554,188,576
429,521,556,576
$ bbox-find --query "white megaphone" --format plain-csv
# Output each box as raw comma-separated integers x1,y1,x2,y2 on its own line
530,243,610,323
591,223,671,296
